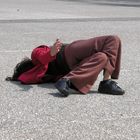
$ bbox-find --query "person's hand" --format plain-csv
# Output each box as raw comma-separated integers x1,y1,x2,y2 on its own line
50,39,62,56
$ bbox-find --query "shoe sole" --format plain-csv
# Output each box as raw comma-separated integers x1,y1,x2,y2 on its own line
98,89,125,95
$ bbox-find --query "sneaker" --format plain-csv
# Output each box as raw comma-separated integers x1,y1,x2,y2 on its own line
98,79,125,95
55,78,80,97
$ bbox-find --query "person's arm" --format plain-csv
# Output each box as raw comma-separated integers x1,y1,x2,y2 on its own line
32,39,62,65
50,39,62,56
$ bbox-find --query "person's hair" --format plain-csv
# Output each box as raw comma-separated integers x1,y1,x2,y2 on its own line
5,57,34,81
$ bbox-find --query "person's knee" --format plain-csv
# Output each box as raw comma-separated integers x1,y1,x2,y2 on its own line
107,35,121,50
109,35,121,44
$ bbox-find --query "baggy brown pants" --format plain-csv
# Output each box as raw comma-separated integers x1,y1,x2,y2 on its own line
64,35,122,94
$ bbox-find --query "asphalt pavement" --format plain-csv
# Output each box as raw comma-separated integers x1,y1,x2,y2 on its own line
0,0,140,140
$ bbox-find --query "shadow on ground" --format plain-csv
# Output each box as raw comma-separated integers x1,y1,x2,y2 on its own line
8,81,124,98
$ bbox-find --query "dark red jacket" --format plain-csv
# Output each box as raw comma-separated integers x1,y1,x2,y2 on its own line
18,45,56,84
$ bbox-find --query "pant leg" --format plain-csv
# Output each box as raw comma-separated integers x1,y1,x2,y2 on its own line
64,36,107,69
101,35,122,79
64,52,108,94
64,35,122,93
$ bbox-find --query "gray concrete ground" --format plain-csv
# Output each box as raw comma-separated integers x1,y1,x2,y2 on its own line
0,0,140,140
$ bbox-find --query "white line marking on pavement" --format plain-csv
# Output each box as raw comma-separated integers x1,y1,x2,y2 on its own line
0,17,140,24
0,50,32,53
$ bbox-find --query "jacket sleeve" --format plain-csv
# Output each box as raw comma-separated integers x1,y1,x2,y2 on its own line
31,45,56,65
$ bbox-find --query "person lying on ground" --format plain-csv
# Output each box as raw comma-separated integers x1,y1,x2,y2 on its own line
6,35,125,97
